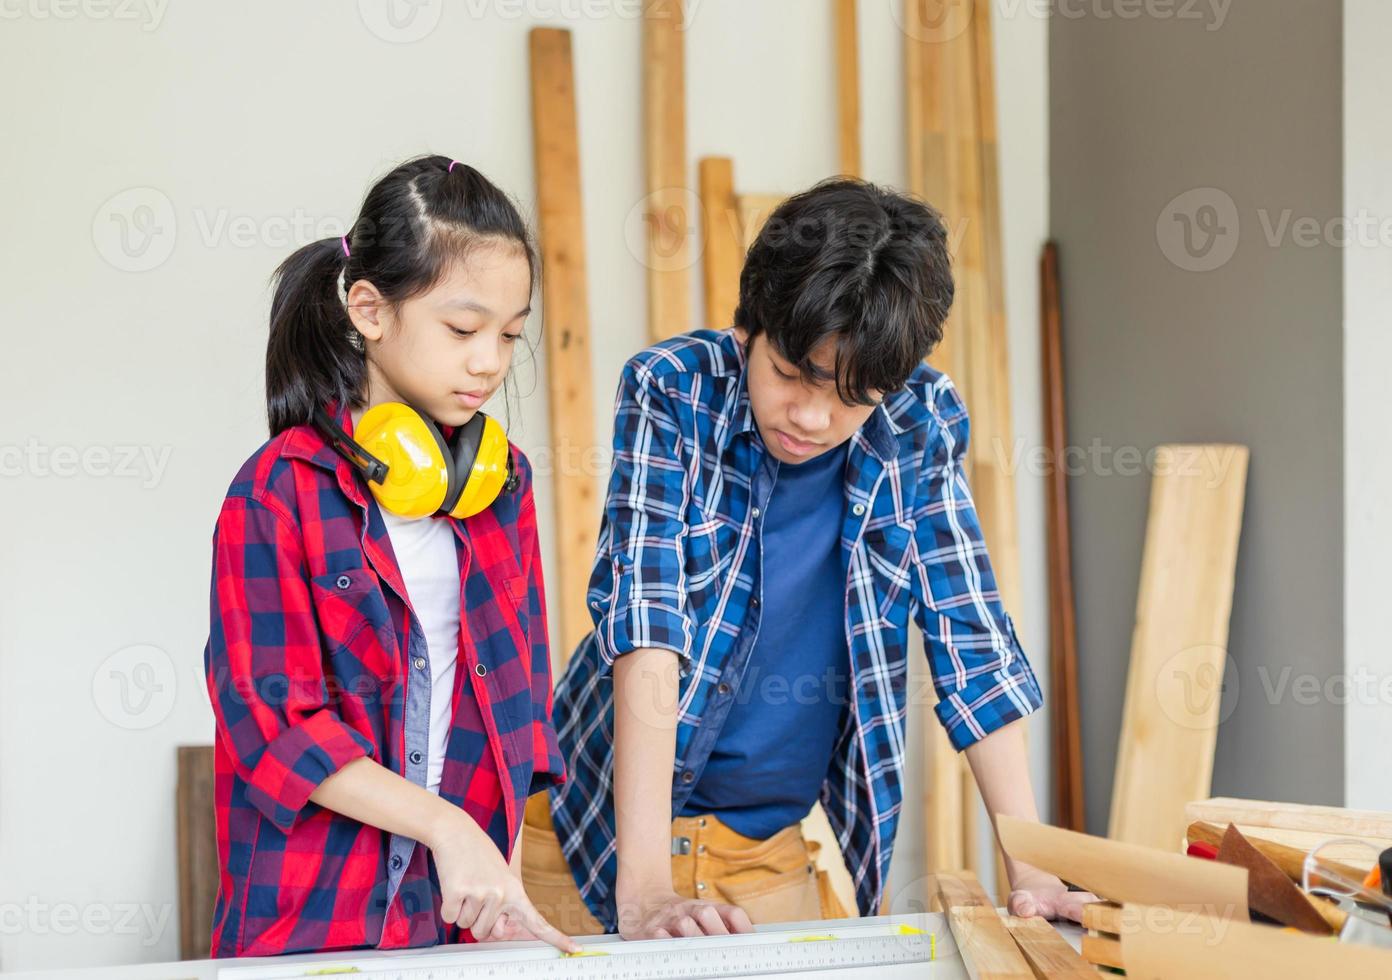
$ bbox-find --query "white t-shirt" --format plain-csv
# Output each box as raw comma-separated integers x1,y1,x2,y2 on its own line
379,509,461,795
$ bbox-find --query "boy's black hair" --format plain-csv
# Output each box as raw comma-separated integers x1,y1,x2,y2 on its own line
264,155,538,436
733,177,954,406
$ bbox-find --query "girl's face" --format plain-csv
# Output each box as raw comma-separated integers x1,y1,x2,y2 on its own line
346,242,532,427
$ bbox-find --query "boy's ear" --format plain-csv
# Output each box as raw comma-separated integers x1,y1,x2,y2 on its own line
731,324,749,346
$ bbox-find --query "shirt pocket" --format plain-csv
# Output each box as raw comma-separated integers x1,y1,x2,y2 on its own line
860,519,915,630
310,566,399,683
684,515,733,600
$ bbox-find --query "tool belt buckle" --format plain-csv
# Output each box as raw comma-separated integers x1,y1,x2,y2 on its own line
672,836,692,856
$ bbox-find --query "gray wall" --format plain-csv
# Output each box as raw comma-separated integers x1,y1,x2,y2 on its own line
1049,0,1345,833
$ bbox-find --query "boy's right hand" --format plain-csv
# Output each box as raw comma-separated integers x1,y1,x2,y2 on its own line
429,811,579,954
616,888,753,940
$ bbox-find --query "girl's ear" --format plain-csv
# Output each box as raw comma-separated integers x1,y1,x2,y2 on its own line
731,324,749,346
346,280,387,343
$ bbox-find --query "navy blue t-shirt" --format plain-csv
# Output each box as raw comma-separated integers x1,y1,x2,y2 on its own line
679,442,852,839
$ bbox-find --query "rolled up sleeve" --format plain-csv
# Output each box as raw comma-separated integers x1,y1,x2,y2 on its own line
204,495,374,832
911,385,1044,751
589,362,696,675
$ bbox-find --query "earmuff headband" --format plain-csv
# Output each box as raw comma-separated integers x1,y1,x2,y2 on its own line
312,405,389,485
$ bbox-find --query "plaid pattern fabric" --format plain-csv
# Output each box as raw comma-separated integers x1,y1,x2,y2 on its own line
203,401,564,958
550,329,1043,930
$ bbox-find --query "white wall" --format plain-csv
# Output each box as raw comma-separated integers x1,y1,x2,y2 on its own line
0,0,1048,968
1343,0,1392,812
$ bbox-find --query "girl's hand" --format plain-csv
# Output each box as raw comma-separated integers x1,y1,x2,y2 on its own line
1006,867,1098,923
616,887,753,940
428,810,579,953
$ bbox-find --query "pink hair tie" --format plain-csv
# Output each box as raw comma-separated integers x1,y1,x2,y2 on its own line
340,235,351,258
448,159,460,173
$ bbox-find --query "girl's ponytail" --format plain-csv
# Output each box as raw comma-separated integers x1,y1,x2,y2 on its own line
266,236,365,436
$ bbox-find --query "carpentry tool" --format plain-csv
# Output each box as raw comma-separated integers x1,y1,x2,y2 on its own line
216,917,937,980
1302,837,1392,949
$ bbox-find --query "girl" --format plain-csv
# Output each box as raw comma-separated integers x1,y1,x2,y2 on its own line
203,155,577,958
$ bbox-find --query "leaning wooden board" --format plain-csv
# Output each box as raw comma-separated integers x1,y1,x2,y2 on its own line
1109,445,1250,852
642,0,691,341
528,27,602,657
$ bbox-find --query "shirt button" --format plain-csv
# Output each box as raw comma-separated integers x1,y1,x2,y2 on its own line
696,881,706,891
853,503,867,516
335,574,352,589
475,663,487,677
409,750,422,764
414,657,427,670
717,682,731,696
751,596,761,608
390,855,403,870
681,770,695,783
751,507,761,519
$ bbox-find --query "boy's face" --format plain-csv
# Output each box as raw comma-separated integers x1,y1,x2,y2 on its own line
738,328,882,465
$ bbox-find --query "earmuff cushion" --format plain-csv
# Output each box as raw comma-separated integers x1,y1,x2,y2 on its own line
440,414,485,515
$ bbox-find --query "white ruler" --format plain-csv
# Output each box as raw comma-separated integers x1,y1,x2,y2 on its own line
217,916,938,980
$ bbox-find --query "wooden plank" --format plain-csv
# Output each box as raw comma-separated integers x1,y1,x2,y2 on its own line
642,0,691,341
528,27,602,657
932,869,995,911
697,157,742,331
176,745,217,960
1004,916,1097,980
948,906,1034,980
1186,797,1392,842
1079,933,1123,971
1109,445,1249,851
833,0,861,177
1187,820,1366,885
906,0,965,885
1041,241,1085,833
1080,901,1122,935
1121,902,1392,980
1192,823,1381,870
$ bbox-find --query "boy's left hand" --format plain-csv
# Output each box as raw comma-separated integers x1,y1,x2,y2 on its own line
1005,868,1097,923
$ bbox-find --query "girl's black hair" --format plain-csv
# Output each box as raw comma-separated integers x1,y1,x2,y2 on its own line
265,155,539,436
733,177,954,406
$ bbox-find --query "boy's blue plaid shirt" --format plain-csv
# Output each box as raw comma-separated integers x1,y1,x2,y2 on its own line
549,329,1043,929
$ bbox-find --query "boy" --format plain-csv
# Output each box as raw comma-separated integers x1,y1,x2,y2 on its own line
522,178,1091,938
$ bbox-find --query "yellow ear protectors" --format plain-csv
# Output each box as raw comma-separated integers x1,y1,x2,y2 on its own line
312,403,519,519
